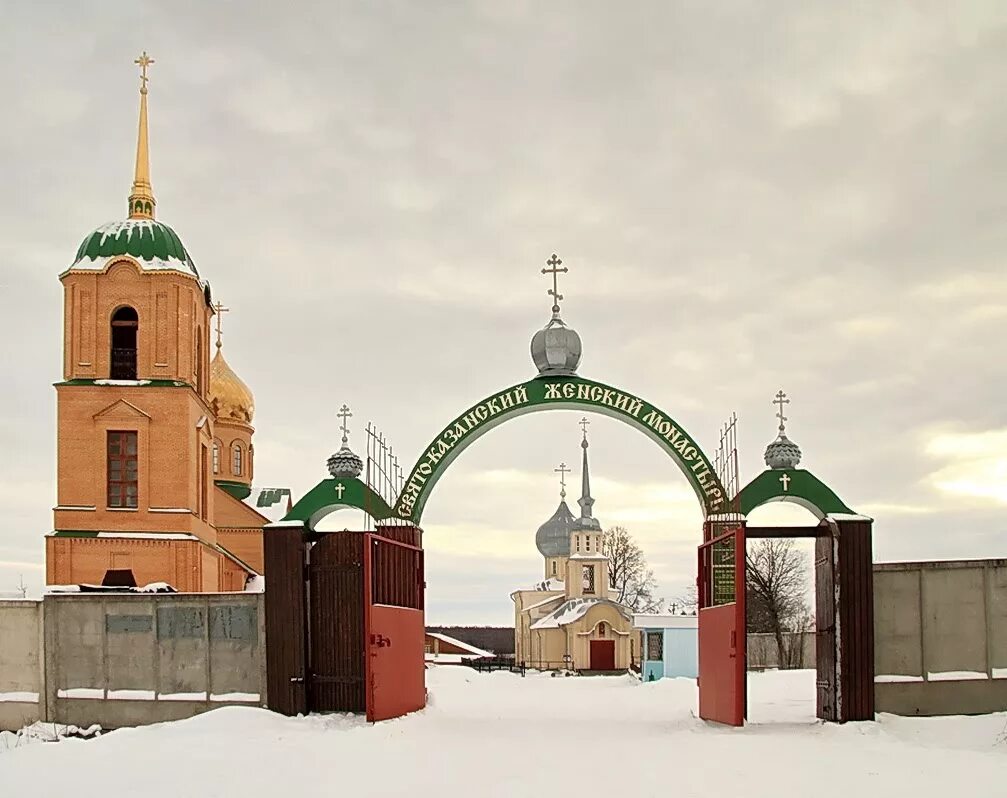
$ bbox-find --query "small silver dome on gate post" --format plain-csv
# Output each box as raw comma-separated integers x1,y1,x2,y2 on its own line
531,253,582,376
326,403,364,479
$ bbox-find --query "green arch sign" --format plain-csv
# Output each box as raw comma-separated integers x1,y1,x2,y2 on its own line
393,376,727,523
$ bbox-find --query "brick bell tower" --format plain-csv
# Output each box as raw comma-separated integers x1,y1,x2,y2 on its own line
46,53,253,591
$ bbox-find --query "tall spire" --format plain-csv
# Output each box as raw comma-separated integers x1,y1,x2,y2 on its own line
577,417,596,521
128,51,156,220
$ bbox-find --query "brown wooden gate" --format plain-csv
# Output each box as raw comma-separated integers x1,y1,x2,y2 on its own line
308,533,366,713
747,520,873,723
814,532,837,721
264,526,307,716
265,524,425,718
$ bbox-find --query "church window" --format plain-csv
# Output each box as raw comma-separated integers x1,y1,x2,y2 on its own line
597,622,606,637
110,306,138,380
586,536,591,552
582,565,595,594
232,443,243,476
107,431,138,508
575,536,580,552
212,442,220,474
199,444,208,521
647,631,664,661
551,561,557,576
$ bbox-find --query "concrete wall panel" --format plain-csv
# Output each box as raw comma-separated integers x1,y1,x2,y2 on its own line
921,566,986,675
988,566,1007,672
50,598,105,690
105,600,157,691
874,559,1007,716
873,569,922,677
0,601,43,730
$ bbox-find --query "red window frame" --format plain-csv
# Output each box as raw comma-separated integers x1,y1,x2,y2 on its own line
107,431,138,508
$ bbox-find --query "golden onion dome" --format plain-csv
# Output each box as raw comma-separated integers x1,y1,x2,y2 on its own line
209,347,254,424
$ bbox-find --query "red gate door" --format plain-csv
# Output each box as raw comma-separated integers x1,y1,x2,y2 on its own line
697,522,746,726
364,532,426,722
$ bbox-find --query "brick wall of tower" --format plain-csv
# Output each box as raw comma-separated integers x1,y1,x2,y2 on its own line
61,260,210,396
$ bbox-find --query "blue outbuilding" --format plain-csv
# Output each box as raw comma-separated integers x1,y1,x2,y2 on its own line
634,614,698,681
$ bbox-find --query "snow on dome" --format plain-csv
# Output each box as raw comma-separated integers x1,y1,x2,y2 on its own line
67,219,199,279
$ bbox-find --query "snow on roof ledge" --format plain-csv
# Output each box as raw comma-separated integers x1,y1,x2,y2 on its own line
826,512,874,523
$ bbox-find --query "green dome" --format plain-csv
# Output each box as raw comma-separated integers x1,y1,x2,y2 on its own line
69,219,199,278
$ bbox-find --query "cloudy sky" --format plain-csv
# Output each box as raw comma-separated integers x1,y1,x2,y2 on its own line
1,2,1005,620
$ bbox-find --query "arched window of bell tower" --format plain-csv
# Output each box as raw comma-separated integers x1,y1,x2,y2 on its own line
110,306,138,380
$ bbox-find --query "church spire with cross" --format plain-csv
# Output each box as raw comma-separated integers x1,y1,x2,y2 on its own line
764,389,802,470
128,51,156,220
530,253,583,376
573,417,602,531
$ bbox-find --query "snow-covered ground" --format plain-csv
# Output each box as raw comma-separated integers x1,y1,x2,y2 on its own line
1,668,1004,795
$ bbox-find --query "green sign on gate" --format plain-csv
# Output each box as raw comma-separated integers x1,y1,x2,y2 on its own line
394,376,727,523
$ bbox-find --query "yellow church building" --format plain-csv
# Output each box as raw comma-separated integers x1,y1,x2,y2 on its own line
45,53,285,592
511,425,634,671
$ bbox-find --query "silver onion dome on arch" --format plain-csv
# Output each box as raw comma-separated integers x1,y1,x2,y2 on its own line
531,315,583,376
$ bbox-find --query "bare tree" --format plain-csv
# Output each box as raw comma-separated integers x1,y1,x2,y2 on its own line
671,584,698,615
746,539,810,668
603,526,662,612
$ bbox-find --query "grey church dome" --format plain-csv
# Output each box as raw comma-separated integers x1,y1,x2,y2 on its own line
536,500,575,557
327,444,363,479
531,315,582,376
764,432,802,470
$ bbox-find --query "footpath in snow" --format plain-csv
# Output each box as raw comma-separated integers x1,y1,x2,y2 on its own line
1,668,1004,796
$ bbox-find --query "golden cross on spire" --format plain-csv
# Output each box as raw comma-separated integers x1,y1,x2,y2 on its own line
579,416,590,440
212,301,230,349
541,253,568,315
774,389,790,432
135,51,155,94
554,461,570,499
